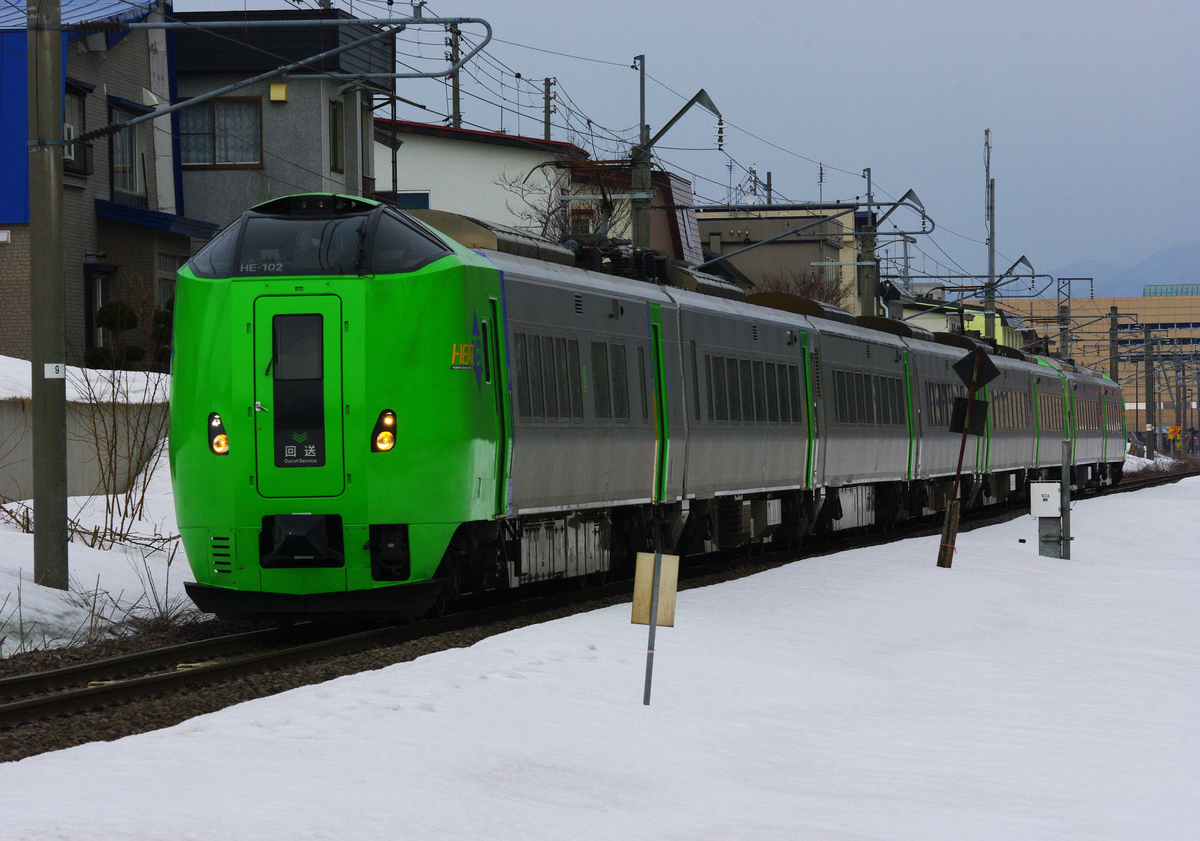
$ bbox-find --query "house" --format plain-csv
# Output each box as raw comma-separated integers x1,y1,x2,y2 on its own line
373,118,588,231
172,8,396,231
693,204,864,300
0,0,217,363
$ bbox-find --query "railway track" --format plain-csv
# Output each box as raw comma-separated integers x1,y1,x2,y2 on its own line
4,466,1196,732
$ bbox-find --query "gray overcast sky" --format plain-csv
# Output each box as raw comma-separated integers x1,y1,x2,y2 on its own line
178,0,1199,284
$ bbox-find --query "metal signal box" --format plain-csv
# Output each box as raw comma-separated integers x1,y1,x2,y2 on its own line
1030,482,1061,517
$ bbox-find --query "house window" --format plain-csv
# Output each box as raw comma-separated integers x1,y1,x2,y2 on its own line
110,108,147,207
63,86,89,175
84,269,111,350
157,253,186,310
329,99,345,173
179,98,262,166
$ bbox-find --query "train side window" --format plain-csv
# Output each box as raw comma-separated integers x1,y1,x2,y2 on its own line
739,359,755,422
610,342,630,421
706,355,715,421
765,363,780,423
787,365,803,425
186,221,239,278
370,209,453,274
540,336,558,420
591,342,611,420
778,365,792,424
752,361,767,423
514,333,531,419
638,346,650,421
568,339,584,419
712,355,728,421
726,358,742,422
691,341,700,422
852,373,865,425
834,370,846,423
555,339,571,418
528,335,545,419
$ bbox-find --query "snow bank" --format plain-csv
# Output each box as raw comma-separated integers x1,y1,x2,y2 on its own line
1123,450,1181,474
0,354,168,404
0,439,190,657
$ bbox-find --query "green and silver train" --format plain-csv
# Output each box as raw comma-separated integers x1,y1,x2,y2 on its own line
170,194,1126,619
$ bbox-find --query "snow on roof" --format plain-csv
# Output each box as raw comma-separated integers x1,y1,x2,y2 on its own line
0,354,168,403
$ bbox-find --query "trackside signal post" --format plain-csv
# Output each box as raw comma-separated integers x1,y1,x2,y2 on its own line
936,347,998,568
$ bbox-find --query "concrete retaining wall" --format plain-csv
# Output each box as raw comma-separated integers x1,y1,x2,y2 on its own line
0,398,167,502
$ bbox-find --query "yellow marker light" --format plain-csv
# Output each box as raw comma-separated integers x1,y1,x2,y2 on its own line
383,413,396,426
211,414,222,427
211,433,230,454
376,430,395,451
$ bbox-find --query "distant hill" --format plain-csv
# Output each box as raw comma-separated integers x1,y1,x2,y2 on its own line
1050,240,1200,298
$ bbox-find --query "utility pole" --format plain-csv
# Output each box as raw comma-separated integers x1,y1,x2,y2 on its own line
543,77,553,141
28,0,69,590
984,129,996,341
631,54,651,249
448,23,461,128
1109,306,1119,382
858,167,878,318
1144,326,1155,459
1176,356,1185,455
765,171,772,205
1057,304,1070,362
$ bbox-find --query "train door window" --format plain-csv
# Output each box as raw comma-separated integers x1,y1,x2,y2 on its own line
752,361,767,423
554,339,571,418
610,342,630,421
528,336,545,419
711,355,728,421
514,333,531,418
541,336,559,420
481,322,492,384
691,341,700,422
765,363,780,423
568,339,584,420
726,358,741,422
591,342,612,420
739,359,755,422
788,365,803,425
638,346,650,421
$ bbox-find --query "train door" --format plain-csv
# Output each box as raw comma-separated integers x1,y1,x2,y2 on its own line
253,295,346,498
650,316,669,503
484,298,511,517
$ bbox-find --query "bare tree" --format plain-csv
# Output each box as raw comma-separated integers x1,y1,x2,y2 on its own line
755,266,852,309
495,156,633,244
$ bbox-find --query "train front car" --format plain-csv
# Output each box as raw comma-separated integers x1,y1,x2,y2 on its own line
170,194,506,619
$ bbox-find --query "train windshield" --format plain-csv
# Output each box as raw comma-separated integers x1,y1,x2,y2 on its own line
186,207,452,279
237,216,369,277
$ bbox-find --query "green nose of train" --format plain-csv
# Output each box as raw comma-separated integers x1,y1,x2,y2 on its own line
170,194,510,619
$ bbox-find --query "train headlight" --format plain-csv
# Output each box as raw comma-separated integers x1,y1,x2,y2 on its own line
371,410,398,452
207,412,230,455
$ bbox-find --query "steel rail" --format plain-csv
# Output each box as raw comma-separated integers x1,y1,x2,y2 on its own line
3,466,1195,731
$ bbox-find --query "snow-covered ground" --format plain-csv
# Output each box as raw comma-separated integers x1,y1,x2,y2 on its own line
1,471,1195,838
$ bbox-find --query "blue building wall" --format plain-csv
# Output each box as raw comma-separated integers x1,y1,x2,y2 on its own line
0,31,29,224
